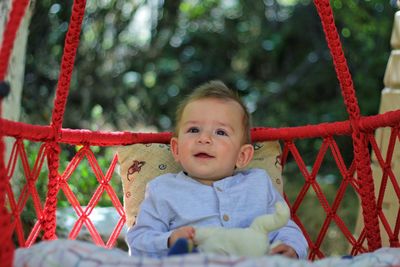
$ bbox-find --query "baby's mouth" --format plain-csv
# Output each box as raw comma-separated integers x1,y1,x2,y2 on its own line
194,152,214,158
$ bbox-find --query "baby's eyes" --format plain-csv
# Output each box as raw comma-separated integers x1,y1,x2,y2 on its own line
185,127,228,136
216,129,228,136
187,127,199,133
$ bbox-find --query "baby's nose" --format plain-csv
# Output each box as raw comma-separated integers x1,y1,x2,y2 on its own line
197,132,212,144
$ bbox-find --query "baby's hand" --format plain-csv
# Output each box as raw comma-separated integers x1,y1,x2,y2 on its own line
270,243,298,258
168,226,195,247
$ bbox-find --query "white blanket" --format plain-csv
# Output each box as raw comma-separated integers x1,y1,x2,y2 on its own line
14,239,400,267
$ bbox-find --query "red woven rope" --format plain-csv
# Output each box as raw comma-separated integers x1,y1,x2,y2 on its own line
0,0,399,260
42,142,60,240
313,0,381,250
41,0,87,241
51,0,86,133
0,1,30,264
0,104,14,267
368,128,400,247
1,110,400,145
7,141,47,246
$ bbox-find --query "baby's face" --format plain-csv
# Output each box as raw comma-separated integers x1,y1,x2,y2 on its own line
171,98,249,185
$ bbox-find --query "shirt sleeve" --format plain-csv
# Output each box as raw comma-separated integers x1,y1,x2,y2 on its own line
126,181,172,258
265,175,309,259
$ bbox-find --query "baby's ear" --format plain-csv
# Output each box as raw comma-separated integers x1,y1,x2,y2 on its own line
236,144,254,169
170,137,180,163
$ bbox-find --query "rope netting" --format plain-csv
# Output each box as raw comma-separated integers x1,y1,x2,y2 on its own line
0,0,399,264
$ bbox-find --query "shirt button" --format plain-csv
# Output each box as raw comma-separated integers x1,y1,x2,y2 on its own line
216,187,223,192
223,214,230,221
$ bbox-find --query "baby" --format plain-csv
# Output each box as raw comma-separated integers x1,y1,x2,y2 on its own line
126,80,308,259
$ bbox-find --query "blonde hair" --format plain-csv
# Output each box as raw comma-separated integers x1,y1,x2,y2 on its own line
174,80,251,143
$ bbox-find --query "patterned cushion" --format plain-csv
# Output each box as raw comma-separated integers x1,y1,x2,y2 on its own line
117,141,283,227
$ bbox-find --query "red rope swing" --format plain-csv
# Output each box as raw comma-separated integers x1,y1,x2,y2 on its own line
0,1,31,266
0,0,399,264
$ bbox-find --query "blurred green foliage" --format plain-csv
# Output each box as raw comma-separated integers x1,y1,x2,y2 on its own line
14,0,398,256
23,0,396,131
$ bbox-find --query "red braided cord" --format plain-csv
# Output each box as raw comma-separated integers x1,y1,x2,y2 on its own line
16,141,47,246
328,139,360,247
390,127,400,246
0,0,398,258
0,0,30,80
0,103,13,267
326,146,359,250
351,229,369,255
313,0,381,251
42,0,87,240
41,142,59,240
368,129,400,247
58,146,104,244
0,0,30,264
6,141,46,246
51,0,86,132
0,0,30,255
98,153,125,247
0,110,399,145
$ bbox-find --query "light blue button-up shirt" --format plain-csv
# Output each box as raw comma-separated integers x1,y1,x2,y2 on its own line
126,168,308,259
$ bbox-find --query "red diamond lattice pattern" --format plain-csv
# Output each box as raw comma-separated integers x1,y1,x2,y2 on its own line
6,140,125,248
4,125,400,259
